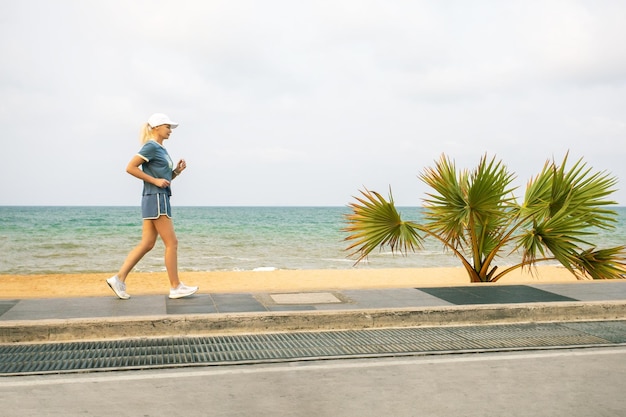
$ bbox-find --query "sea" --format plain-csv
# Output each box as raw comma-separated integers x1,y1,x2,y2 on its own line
1,206,625,275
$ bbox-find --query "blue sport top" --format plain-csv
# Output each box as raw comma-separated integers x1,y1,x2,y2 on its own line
137,140,174,196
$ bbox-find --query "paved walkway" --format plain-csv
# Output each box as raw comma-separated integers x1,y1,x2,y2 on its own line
2,281,626,322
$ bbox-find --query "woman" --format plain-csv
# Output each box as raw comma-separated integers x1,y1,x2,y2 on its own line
107,113,198,300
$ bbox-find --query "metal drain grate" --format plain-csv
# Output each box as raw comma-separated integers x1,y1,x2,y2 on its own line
1,321,624,375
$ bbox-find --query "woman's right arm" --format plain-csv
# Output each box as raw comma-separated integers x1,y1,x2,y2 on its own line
126,155,170,188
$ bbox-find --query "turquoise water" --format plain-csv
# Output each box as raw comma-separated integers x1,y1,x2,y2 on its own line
0,206,624,275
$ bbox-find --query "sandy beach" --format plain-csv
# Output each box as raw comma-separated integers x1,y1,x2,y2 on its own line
0,266,589,299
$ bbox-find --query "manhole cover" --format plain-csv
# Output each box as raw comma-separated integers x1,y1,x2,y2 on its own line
270,292,342,304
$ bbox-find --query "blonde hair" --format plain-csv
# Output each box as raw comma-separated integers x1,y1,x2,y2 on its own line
139,122,153,144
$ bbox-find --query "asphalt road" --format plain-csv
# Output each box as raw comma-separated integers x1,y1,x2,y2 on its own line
1,346,625,417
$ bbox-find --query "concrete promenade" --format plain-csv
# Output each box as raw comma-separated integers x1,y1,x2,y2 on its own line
1,281,626,343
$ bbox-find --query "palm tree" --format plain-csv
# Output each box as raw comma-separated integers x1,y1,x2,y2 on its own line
344,153,626,282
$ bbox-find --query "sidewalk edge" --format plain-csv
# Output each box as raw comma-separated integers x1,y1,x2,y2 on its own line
1,300,625,343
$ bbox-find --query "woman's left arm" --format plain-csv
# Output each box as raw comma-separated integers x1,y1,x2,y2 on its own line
173,159,187,179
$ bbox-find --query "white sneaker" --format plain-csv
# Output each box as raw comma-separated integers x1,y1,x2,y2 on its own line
106,275,130,300
169,283,198,299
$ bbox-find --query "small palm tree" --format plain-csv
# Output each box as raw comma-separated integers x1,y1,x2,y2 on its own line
344,153,626,282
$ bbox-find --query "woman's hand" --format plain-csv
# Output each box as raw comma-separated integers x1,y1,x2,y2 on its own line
153,178,171,188
175,159,187,174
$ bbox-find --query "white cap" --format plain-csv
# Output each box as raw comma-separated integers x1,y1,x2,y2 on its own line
147,113,178,129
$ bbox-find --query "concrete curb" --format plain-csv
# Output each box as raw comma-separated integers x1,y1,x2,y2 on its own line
1,300,626,343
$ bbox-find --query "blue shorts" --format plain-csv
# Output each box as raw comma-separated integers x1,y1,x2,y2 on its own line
141,193,172,219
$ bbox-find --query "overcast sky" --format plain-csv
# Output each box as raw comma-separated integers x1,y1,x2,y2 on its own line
1,0,625,206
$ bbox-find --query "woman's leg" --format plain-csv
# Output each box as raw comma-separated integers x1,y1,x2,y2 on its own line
152,215,181,288
116,220,158,282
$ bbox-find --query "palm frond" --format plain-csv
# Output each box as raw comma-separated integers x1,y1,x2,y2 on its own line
344,188,423,263
521,158,556,220
570,246,626,280
551,153,619,228
420,155,468,245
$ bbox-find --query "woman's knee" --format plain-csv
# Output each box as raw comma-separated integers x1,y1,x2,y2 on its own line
164,235,178,250
154,216,178,248
139,237,157,252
